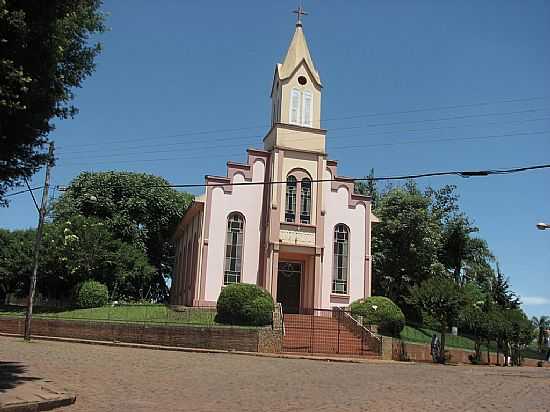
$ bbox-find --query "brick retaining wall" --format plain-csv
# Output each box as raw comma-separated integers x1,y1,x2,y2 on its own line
390,338,543,366
0,317,282,353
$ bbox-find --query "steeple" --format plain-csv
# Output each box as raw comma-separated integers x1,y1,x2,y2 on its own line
278,16,321,86
269,8,322,132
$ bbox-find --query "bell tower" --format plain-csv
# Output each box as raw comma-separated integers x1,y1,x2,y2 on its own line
265,6,325,154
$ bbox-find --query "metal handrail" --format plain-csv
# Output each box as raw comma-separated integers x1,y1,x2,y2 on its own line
340,309,381,342
277,303,285,336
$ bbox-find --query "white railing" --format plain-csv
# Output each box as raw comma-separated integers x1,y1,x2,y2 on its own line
336,307,382,355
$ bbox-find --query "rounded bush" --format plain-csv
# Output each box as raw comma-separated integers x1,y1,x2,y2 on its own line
349,296,405,337
76,280,109,308
216,283,274,326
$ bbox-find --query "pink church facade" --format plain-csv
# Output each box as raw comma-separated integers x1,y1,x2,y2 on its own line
171,20,378,313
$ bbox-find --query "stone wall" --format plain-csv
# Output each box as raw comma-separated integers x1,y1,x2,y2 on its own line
257,303,283,353
0,317,281,353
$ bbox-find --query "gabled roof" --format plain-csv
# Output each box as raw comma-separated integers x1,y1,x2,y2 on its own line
278,24,321,86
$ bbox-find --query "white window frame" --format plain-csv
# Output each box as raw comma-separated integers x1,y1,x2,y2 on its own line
302,91,313,127
289,88,301,125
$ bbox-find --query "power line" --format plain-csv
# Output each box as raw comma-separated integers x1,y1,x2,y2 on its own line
57,129,550,165
54,163,550,192
23,177,39,212
56,95,550,149
5,186,44,198
321,96,550,122
9,163,549,199
57,111,550,157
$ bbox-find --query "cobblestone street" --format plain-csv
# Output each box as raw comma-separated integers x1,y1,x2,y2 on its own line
1,336,549,411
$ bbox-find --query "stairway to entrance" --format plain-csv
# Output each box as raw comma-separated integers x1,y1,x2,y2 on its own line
282,309,381,358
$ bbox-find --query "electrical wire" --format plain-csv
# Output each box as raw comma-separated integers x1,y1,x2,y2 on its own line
56,112,550,157
5,186,44,198
56,96,550,150
51,163,550,192
8,163,549,199
57,129,550,165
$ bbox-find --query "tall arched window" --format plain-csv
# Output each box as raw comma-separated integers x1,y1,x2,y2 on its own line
333,224,349,294
285,176,297,223
300,178,311,224
224,213,244,285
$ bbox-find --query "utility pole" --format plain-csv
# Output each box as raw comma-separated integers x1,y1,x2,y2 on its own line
24,142,55,341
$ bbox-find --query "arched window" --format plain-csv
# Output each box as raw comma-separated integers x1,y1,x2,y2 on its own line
300,177,311,224
332,224,349,294
224,213,244,285
285,176,297,223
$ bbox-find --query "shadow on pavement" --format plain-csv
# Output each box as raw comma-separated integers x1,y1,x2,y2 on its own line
0,361,40,393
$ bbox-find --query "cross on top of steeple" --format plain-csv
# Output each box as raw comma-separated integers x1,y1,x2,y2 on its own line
293,2,308,26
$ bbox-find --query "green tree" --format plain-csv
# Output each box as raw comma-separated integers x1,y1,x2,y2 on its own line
40,215,156,300
439,217,496,288
460,283,489,363
0,228,34,300
354,168,378,208
0,0,106,204
371,182,443,316
531,315,550,352
0,217,156,303
491,264,520,309
52,171,193,300
407,277,466,363
490,307,532,366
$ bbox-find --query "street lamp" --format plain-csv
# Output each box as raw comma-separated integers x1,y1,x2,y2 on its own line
536,222,550,230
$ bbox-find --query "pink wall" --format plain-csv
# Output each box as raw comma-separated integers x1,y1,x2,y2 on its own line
204,159,266,302
321,168,368,309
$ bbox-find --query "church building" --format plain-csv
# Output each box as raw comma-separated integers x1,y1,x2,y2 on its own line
171,14,378,313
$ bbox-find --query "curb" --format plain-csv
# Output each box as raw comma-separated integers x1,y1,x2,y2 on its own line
0,391,75,412
0,332,386,365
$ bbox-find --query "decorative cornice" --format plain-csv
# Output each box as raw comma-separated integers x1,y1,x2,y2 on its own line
326,163,372,209
263,122,327,142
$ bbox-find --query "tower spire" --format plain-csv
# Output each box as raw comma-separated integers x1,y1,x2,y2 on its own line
292,2,308,27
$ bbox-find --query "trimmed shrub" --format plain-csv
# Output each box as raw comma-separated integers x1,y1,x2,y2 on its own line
350,296,405,337
216,283,274,326
76,280,109,308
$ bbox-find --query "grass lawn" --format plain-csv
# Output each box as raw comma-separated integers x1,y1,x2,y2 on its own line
399,325,545,360
399,324,477,351
0,304,218,326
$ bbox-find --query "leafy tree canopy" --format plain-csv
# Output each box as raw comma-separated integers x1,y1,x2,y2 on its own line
52,171,193,300
367,179,498,317
0,0,106,205
0,228,34,299
371,181,444,314
407,276,466,361
0,216,157,302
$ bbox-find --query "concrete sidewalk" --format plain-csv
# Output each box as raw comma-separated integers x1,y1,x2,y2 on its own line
0,365,75,412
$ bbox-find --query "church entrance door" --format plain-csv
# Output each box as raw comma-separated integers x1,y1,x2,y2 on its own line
277,262,302,314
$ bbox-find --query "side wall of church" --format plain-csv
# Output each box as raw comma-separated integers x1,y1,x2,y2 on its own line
321,168,369,309
172,207,204,306
203,159,267,303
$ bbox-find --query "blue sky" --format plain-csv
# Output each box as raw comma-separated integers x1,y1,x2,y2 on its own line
1,1,549,316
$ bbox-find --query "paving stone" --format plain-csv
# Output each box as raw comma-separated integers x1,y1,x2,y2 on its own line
1,336,549,411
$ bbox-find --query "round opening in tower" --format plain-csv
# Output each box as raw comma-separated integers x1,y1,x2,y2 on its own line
298,76,307,85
